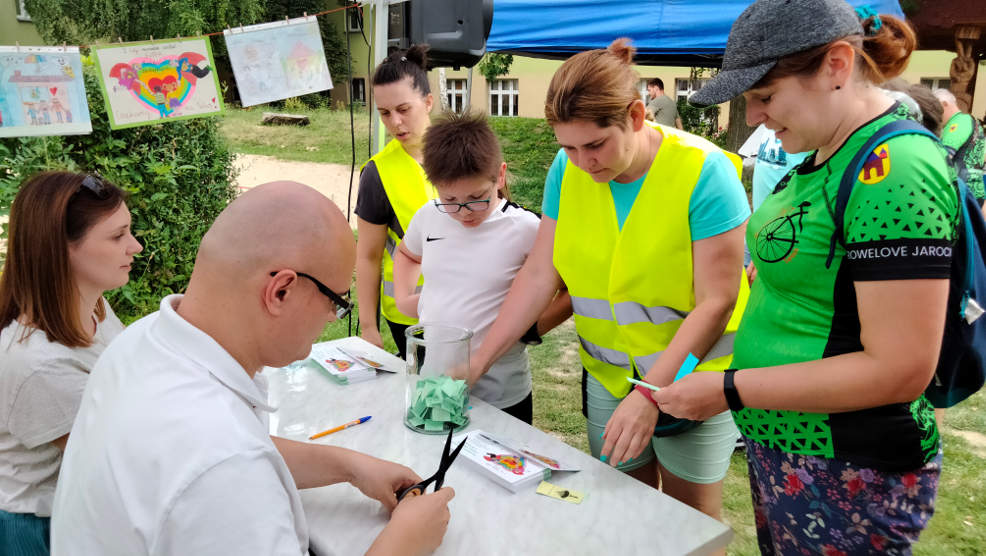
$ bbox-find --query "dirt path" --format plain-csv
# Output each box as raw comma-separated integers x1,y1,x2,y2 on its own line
233,154,361,228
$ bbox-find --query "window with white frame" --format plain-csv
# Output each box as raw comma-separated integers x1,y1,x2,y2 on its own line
920,77,951,91
489,79,519,117
446,79,467,114
351,78,366,104
17,0,31,21
675,78,709,103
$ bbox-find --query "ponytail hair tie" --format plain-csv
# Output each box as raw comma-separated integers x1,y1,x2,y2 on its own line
854,5,882,36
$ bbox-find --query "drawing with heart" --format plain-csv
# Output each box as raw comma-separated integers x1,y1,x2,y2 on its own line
108,52,211,118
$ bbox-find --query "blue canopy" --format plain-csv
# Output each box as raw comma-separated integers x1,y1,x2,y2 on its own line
487,0,905,66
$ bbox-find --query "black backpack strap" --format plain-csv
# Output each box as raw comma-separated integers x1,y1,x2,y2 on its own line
825,119,939,268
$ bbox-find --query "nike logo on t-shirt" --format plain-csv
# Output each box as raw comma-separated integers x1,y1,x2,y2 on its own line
426,236,445,242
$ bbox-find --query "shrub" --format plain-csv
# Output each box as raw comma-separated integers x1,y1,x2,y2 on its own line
0,59,236,322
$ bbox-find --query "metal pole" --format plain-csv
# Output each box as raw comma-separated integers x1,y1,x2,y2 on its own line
370,0,389,155
465,67,473,113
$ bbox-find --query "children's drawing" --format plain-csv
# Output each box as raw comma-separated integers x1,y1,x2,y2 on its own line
224,16,332,107
485,453,526,475
93,38,222,129
0,46,91,138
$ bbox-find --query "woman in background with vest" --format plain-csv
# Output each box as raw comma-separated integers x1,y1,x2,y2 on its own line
656,1,955,552
469,39,750,522
356,45,436,359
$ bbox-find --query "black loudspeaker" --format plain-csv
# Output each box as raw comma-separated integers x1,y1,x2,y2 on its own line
409,0,494,69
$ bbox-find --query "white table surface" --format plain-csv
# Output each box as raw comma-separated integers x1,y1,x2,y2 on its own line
263,336,733,556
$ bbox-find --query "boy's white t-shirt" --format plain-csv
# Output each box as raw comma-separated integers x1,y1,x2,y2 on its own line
403,198,539,409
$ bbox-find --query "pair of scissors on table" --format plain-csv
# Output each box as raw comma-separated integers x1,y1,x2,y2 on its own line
396,427,467,501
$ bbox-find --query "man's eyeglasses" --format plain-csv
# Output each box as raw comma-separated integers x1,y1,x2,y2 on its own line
269,271,352,319
78,175,111,199
433,198,491,214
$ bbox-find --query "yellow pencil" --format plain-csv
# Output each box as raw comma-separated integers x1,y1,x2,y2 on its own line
309,416,372,440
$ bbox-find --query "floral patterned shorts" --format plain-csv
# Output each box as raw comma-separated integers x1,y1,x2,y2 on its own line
743,438,941,555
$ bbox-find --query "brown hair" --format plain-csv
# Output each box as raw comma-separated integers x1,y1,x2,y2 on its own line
545,38,641,128
372,44,431,96
422,110,510,199
0,171,126,347
754,15,916,88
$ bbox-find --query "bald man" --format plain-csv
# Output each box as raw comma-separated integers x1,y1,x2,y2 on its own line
50,182,453,555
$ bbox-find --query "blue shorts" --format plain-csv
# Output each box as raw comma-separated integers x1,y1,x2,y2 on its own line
585,372,739,483
0,510,50,556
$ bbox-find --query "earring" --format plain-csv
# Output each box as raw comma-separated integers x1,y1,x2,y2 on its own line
835,85,842,90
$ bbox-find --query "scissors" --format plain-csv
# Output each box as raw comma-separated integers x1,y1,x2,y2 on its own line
396,427,467,501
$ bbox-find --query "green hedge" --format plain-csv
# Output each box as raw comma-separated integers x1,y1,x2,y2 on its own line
0,58,236,322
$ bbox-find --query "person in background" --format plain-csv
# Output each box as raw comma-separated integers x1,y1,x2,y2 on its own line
356,45,437,359
0,171,142,555
51,182,454,556
935,87,986,205
663,1,955,553
393,111,571,425
646,77,684,129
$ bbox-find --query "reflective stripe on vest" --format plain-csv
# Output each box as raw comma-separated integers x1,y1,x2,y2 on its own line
363,139,436,325
382,281,423,298
554,123,749,397
633,332,736,376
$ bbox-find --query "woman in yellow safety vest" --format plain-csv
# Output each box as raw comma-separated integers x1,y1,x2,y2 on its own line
469,39,750,522
355,45,437,359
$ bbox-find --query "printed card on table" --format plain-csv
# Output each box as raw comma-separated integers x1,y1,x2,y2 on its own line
92,38,223,129
0,46,92,137
224,16,332,107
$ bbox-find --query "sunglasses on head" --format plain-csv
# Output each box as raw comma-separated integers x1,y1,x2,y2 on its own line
78,175,111,199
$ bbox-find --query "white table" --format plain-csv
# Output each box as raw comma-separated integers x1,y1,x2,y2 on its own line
264,337,733,556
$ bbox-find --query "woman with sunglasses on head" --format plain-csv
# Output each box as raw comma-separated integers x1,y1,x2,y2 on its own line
469,39,751,523
0,171,142,554
355,45,437,359
655,1,955,552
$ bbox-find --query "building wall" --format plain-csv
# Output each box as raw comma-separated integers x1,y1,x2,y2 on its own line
900,50,986,118
1,0,43,45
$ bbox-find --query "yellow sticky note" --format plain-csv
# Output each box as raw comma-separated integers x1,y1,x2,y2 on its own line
536,481,584,504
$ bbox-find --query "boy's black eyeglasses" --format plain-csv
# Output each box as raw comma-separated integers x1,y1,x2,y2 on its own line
269,271,352,319
78,175,111,199
433,198,491,214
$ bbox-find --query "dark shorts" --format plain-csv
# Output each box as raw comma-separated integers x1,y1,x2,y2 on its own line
744,438,941,555
0,510,50,556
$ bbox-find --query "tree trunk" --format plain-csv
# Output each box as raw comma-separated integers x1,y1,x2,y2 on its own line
726,95,754,154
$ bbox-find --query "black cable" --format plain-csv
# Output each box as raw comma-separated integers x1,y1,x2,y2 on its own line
345,2,357,337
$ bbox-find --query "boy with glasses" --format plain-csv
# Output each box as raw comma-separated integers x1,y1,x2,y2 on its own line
392,112,571,424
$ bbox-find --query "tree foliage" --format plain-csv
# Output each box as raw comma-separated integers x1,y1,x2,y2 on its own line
7,3,241,321
477,53,514,83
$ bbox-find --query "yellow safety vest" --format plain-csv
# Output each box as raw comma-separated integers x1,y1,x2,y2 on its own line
554,124,750,397
362,139,437,325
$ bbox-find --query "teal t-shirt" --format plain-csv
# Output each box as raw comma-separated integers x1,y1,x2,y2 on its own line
542,149,750,239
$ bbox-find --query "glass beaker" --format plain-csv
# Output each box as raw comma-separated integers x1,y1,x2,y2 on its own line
404,323,473,434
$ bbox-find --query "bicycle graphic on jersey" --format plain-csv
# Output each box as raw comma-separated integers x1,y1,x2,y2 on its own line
755,201,811,263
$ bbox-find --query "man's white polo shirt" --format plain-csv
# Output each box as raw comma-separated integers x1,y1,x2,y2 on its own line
51,295,308,555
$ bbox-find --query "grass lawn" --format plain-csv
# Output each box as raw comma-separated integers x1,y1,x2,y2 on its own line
223,105,986,555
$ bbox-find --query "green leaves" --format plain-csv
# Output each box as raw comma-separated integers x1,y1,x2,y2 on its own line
0,62,235,323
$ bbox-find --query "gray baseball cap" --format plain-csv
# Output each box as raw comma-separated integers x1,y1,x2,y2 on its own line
689,0,864,107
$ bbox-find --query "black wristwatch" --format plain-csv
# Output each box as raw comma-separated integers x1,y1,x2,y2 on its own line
723,369,744,412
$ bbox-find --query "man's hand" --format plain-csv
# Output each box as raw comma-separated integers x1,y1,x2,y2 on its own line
349,454,422,512
368,488,455,556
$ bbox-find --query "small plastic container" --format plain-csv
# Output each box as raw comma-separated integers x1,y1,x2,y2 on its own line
404,323,473,434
